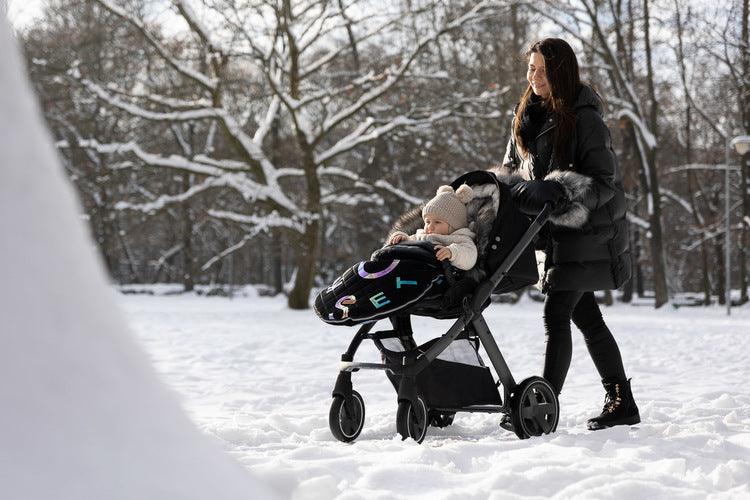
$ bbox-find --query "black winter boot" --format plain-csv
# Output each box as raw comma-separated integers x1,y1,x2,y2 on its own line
587,378,640,430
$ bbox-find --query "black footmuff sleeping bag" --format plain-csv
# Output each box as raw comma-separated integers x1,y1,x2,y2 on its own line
314,242,447,326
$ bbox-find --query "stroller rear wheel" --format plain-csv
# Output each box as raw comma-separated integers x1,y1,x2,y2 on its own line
510,376,559,439
329,390,365,443
396,396,428,443
428,410,455,428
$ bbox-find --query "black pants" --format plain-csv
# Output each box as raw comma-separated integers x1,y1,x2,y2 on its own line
543,290,626,394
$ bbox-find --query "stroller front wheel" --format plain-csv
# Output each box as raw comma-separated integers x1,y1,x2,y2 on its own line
329,390,365,443
396,396,428,443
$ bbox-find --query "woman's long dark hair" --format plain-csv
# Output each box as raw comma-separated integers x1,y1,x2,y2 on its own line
513,38,582,166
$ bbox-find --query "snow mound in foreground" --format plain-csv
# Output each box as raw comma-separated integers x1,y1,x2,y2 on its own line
0,18,276,500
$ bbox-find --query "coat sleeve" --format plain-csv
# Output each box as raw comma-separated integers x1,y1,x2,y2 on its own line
447,238,478,270
571,108,617,211
543,108,618,228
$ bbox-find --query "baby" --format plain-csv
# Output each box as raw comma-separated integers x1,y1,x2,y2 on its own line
387,184,477,270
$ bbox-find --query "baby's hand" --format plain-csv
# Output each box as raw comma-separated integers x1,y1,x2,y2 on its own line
434,244,452,261
389,233,406,244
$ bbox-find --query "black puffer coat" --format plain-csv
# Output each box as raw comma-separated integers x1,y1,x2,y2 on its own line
493,85,631,292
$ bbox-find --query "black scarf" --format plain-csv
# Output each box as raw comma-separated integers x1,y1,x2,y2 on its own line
519,96,550,153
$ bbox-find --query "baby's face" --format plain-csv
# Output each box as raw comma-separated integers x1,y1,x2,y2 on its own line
423,216,450,235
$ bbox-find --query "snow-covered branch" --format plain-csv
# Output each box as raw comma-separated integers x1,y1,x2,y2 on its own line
192,154,250,172
114,175,227,213
215,109,282,185
627,212,651,232
98,80,213,110
92,0,218,91
315,110,451,165
616,108,657,149
660,188,694,216
57,139,225,176
74,74,221,122
313,0,505,143
320,191,384,206
317,166,423,205
207,209,306,232
299,16,401,79
56,138,304,215
664,163,741,175
374,179,424,205
173,0,227,57
252,94,281,145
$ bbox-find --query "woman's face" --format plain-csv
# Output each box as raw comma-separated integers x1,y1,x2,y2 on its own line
527,52,551,98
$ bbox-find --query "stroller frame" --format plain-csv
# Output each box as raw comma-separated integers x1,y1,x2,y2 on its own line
329,204,560,442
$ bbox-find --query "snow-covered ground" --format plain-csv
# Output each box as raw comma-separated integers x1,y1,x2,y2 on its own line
121,291,750,499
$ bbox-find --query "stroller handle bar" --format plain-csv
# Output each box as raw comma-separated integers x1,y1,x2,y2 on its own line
470,202,553,313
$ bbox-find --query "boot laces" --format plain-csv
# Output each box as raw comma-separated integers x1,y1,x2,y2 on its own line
602,384,622,413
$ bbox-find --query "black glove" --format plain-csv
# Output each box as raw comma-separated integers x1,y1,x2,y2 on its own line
510,179,567,215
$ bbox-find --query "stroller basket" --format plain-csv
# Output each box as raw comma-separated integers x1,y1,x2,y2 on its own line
382,335,501,409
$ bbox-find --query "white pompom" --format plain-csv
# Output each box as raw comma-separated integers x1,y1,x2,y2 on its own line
455,183,474,204
436,185,454,195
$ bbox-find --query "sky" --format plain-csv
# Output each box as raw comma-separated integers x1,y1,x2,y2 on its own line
6,0,46,29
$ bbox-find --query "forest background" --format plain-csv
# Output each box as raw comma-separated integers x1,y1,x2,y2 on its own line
8,0,750,310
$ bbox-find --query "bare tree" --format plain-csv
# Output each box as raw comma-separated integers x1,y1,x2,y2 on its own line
739,0,749,304
54,0,510,308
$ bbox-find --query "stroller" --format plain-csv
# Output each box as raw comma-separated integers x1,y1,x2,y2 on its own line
314,170,560,443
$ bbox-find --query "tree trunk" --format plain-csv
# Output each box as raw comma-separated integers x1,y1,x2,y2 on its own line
684,107,712,304
115,214,142,283
701,238,712,305
740,152,749,304
739,0,750,303
286,137,322,308
283,0,320,309
614,0,633,305
268,114,284,295
716,239,726,305
97,170,118,279
510,4,523,85
286,112,322,308
634,225,645,298
269,231,282,294
181,172,195,292
643,0,669,307
287,219,320,309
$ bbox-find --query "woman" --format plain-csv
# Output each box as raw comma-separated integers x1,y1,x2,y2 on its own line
493,38,639,430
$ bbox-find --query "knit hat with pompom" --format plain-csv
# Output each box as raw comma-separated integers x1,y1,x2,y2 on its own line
422,184,474,231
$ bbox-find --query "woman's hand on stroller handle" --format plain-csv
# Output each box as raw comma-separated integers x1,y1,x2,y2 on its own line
510,179,568,216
